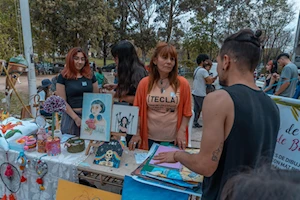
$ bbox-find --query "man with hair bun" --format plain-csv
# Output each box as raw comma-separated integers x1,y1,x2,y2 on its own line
154,29,280,200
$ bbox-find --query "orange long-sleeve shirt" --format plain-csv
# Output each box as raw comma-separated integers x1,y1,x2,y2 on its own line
134,76,192,150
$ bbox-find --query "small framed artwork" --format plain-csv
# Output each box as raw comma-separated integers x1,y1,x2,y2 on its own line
80,93,112,142
111,104,139,135
93,139,125,168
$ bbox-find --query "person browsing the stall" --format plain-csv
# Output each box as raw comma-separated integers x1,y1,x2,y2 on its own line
103,40,147,104
153,30,280,200
129,42,192,151
38,79,52,117
56,47,98,136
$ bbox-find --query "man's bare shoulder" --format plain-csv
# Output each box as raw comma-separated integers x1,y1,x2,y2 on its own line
204,89,232,107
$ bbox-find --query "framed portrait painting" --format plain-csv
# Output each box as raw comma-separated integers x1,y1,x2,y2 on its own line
111,104,139,135
80,93,112,141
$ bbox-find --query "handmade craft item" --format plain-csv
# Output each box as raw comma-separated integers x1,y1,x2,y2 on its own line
23,137,36,152
45,136,61,156
10,135,34,152
64,137,85,153
36,116,49,153
42,95,66,156
4,55,28,113
32,156,48,191
16,152,29,183
0,117,38,151
93,139,125,168
0,153,20,200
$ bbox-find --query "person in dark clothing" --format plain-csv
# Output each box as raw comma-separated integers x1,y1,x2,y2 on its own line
263,60,278,94
221,165,300,200
103,40,147,105
153,29,280,200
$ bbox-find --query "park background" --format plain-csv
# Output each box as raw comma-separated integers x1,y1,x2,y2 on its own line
0,0,300,116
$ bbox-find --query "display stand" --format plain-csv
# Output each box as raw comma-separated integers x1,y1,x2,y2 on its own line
85,132,126,155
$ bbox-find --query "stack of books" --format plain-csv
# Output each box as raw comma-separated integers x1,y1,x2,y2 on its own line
131,143,203,197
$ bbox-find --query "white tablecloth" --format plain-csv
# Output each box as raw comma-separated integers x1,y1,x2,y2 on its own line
0,143,88,200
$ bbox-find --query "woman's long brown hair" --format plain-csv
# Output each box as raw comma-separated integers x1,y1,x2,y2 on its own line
148,42,179,93
62,47,92,79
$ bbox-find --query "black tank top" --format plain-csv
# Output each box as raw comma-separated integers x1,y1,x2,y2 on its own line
265,77,277,93
202,84,280,200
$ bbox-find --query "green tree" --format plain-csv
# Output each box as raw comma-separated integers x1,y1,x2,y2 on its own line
30,0,107,57
125,0,157,61
154,0,190,43
0,0,22,60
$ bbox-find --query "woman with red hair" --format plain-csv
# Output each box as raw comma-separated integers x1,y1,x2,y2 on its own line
129,42,192,150
263,60,278,94
56,47,98,136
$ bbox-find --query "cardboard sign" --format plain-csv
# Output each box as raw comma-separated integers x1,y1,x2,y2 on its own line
56,179,121,200
271,96,300,170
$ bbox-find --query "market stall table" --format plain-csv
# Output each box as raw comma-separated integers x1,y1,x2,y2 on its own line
77,148,146,193
0,144,88,200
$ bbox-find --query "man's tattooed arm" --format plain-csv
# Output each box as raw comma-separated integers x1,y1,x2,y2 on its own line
212,142,224,162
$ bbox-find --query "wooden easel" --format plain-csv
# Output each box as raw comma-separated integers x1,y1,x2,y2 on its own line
85,132,126,155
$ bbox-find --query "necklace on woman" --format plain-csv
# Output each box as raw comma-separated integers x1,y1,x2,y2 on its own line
159,78,168,93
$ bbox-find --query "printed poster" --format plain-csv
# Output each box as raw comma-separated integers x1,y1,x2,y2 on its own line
271,96,300,170
80,93,112,142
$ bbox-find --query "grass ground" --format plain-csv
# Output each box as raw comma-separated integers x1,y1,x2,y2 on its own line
89,58,115,67
0,92,29,116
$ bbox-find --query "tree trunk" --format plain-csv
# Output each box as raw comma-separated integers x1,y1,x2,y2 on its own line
103,32,108,66
166,0,175,42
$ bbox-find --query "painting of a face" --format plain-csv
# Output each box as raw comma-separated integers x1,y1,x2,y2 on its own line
122,118,127,125
91,104,102,115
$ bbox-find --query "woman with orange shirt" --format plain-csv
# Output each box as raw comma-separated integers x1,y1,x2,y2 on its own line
129,42,192,150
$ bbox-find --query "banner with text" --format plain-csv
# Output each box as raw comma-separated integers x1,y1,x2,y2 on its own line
271,96,300,170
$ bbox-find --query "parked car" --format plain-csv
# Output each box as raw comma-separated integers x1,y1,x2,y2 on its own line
53,62,65,73
102,63,116,72
178,66,192,76
35,62,53,75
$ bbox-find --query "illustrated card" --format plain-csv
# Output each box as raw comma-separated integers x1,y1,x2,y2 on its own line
80,93,112,142
93,139,125,168
111,104,139,135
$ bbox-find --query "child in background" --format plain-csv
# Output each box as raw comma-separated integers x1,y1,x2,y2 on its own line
95,67,108,92
204,60,215,94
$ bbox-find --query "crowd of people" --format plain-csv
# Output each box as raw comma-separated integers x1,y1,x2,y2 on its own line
36,29,300,200
258,54,300,99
